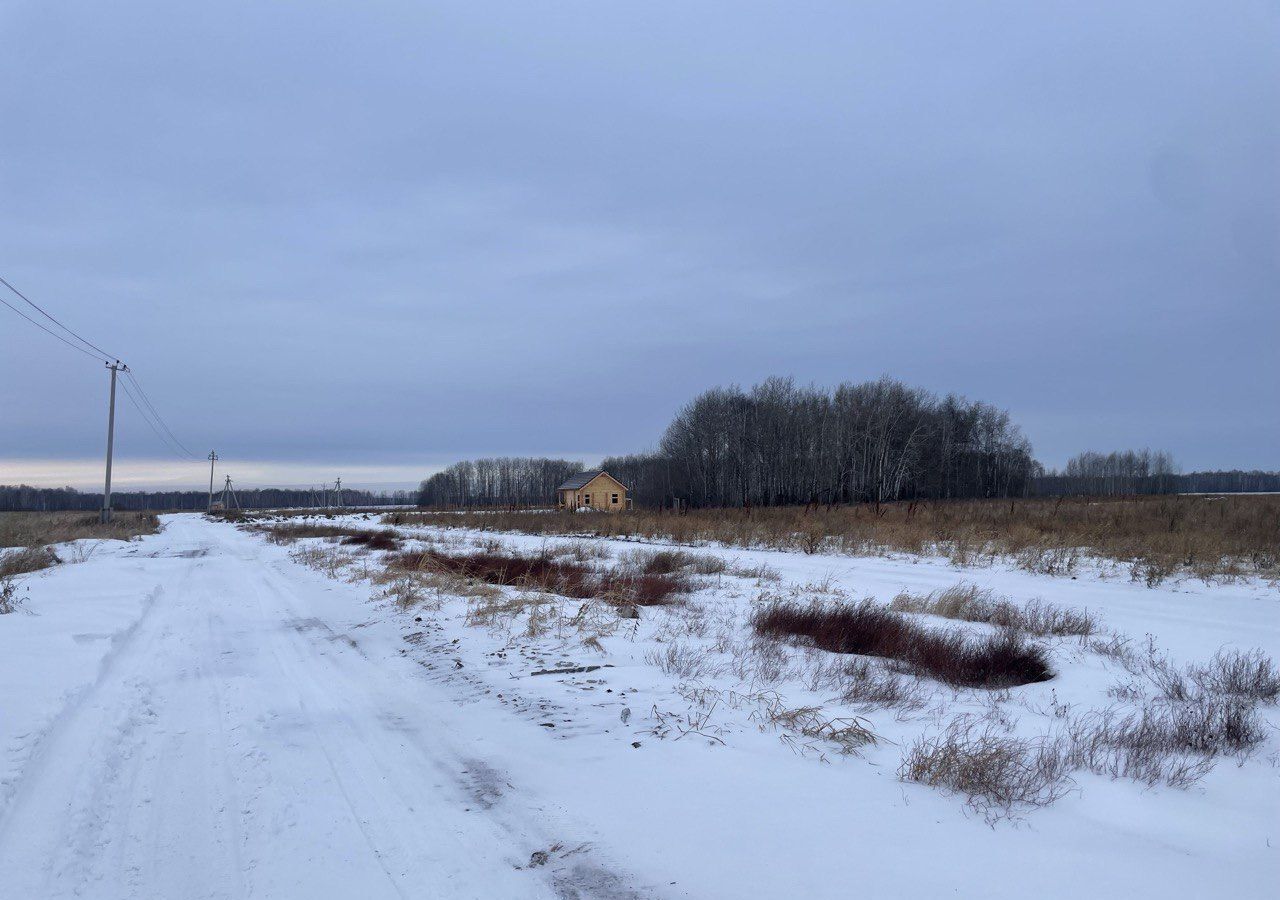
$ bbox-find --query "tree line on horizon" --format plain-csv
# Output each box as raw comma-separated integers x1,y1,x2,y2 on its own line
418,377,1280,509
6,376,1276,512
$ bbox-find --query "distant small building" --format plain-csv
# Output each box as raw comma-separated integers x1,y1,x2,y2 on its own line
556,471,630,512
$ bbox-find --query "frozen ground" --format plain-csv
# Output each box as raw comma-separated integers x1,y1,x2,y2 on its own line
0,513,1276,899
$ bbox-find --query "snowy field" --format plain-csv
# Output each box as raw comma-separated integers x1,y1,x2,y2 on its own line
0,512,1276,899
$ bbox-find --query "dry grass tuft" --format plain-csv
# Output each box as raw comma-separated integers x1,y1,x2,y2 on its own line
623,548,727,576
899,716,1073,818
888,583,1098,637
840,658,931,710
0,546,60,578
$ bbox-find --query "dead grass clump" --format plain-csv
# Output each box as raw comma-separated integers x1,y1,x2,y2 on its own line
289,545,358,577
339,529,403,551
465,592,548,631
646,642,722,680
624,548,726,576
1062,701,1259,786
840,659,931,710
764,705,877,754
726,560,782,582
899,717,1073,818
752,599,1053,688
889,583,1098,638
378,575,426,611
551,541,611,562
1189,649,1280,704
1131,648,1280,706
0,546,59,578
1015,544,1082,577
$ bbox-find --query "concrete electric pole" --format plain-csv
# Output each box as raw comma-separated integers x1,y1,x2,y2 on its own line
207,450,219,510
100,360,128,524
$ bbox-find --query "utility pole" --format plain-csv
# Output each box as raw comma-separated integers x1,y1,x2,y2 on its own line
207,450,219,510
100,360,128,524
221,475,239,510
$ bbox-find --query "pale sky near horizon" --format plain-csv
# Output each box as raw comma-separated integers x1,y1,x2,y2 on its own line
2,2,1277,491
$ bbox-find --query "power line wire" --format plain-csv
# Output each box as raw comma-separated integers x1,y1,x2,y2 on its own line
0,293,111,363
118,377,198,461
125,370,198,459
0,271,201,462
0,274,116,360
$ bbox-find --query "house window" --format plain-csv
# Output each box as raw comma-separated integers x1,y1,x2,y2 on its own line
583,494,591,505
611,493,619,504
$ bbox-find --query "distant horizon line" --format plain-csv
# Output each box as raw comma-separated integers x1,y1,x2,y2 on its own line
3,454,1276,495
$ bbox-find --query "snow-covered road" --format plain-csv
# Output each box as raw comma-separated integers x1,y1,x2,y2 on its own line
0,515,622,899
2,513,1276,899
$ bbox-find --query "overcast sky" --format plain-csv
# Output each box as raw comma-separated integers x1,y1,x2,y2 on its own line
2,1,1276,491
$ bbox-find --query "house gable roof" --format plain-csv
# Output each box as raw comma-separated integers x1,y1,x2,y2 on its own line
557,471,627,492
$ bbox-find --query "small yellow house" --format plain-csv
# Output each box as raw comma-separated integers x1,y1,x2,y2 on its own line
556,471,630,512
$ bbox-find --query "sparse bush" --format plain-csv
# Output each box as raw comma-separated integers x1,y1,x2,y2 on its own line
1063,699,1261,785
1190,649,1280,704
1128,647,1280,706
899,717,1073,818
752,598,1053,688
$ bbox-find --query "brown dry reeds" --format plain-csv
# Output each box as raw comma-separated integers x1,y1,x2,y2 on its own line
752,599,1053,688
390,548,691,606
254,522,403,550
